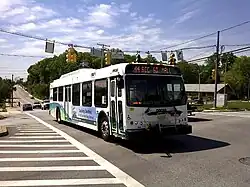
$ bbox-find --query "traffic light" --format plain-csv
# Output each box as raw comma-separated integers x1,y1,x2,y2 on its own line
169,53,176,65
104,51,111,65
136,53,141,63
66,48,77,63
211,69,215,80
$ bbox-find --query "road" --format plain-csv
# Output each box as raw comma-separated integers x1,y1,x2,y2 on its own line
0,109,250,186
13,85,40,104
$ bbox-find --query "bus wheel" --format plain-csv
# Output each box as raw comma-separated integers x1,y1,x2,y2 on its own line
56,108,62,124
100,117,110,141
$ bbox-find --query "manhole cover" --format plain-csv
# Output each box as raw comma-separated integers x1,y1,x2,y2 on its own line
239,157,250,166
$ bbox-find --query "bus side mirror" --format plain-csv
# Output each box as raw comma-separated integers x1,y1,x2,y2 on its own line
117,77,124,89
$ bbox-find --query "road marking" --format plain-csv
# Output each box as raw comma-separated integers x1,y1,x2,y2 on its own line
26,112,145,187
0,144,74,147
17,128,50,130
0,178,121,186
0,140,68,143
0,166,104,171
0,157,92,162
15,133,58,135
18,131,55,133
9,136,63,139
0,150,81,153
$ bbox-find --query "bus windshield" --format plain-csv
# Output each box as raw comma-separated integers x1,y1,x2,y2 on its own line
126,75,187,107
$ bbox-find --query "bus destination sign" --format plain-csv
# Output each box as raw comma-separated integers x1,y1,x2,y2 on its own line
125,64,181,75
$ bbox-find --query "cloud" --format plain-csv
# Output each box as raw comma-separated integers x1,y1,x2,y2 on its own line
175,10,198,24
83,3,132,28
1,0,236,78
0,1,57,24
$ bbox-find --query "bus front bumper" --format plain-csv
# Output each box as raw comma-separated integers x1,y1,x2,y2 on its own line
125,124,192,140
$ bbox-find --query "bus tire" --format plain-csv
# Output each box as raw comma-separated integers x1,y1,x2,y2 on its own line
100,117,110,141
56,108,62,124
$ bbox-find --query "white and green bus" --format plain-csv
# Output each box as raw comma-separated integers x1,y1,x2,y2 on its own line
49,62,192,141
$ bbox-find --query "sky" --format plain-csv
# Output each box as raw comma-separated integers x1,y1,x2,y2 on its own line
0,0,250,79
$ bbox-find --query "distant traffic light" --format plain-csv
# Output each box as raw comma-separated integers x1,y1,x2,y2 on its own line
136,53,141,63
169,53,176,65
211,69,215,80
104,51,111,65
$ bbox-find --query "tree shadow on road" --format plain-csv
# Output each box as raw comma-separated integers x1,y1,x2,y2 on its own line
188,117,212,122
114,135,230,155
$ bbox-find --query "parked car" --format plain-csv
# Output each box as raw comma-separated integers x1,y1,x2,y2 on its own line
33,101,41,109
21,103,33,111
41,99,50,110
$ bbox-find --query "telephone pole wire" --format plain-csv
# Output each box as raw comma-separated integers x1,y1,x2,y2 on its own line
97,43,110,68
213,31,220,109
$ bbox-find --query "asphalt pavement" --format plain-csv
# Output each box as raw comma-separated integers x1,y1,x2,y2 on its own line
1,110,250,187
13,85,39,104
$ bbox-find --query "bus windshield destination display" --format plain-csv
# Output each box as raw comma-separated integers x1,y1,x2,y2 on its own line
125,64,181,75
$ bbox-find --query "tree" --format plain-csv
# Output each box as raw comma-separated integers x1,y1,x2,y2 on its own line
0,78,12,104
224,56,250,99
177,61,200,83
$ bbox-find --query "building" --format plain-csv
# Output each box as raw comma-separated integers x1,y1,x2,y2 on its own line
185,84,235,101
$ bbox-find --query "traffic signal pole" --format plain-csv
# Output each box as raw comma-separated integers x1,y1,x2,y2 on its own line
97,43,110,68
213,31,220,109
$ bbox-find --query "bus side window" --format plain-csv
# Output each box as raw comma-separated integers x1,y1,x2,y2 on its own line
53,88,57,101
58,86,63,102
94,79,108,108
82,82,92,106
72,83,80,106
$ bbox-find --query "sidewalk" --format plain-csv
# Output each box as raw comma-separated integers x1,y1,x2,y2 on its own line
0,107,21,117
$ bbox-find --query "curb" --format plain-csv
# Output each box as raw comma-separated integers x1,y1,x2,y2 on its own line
202,110,246,113
0,126,8,137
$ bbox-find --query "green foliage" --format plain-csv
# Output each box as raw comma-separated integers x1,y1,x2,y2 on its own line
224,56,250,98
0,78,12,104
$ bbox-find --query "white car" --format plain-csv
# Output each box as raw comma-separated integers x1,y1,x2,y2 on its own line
41,100,50,110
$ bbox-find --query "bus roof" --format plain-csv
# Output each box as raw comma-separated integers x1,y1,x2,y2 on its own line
50,62,180,88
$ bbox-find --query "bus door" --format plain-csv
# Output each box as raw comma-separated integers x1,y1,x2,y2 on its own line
64,86,71,119
110,78,124,135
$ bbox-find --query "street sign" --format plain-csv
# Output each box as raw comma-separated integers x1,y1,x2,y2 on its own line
161,51,168,61
45,40,55,53
176,50,184,61
90,47,103,57
111,50,124,59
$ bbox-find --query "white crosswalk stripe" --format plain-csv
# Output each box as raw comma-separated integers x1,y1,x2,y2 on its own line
0,112,144,187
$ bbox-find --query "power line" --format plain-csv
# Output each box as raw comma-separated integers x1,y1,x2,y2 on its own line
160,32,217,50
124,45,216,53
186,46,250,63
161,20,250,50
0,53,49,58
0,28,92,49
223,43,250,47
220,20,250,32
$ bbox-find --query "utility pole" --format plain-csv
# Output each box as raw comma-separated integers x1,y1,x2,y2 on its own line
11,74,14,107
198,72,201,100
213,31,220,109
97,43,110,68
